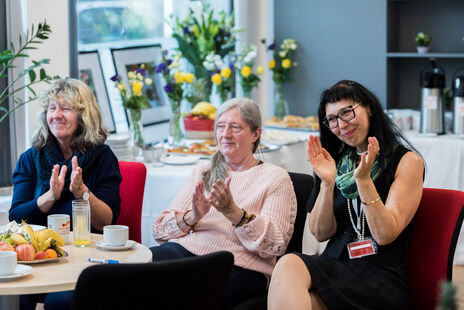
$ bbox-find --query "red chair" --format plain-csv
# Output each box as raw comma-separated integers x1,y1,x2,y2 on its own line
115,161,147,243
409,188,464,310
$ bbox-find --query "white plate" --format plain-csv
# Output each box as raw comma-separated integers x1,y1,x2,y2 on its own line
21,250,69,264
160,155,200,165
96,240,136,251
0,264,33,281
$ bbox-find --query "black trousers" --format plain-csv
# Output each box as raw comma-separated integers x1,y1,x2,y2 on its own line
150,242,267,309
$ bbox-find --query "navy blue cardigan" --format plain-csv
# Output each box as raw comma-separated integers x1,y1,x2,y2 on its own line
9,145,122,232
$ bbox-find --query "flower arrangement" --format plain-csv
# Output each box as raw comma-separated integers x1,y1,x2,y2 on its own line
205,53,235,104
265,38,298,118
236,44,264,98
169,3,239,101
155,50,195,144
110,65,152,147
415,32,431,47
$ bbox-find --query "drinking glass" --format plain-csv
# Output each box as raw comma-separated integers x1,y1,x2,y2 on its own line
72,199,91,247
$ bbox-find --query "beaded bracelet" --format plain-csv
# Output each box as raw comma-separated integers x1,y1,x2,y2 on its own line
361,195,381,206
182,210,193,227
233,209,248,227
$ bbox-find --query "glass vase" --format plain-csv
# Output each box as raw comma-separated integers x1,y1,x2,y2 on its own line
169,101,184,146
129,109,145,147
274,84,288,119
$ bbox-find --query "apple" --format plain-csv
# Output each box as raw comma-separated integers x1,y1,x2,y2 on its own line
0,241,14,251
35,251,48,260
15,244,36,261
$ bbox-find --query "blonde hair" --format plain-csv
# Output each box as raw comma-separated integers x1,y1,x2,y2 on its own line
32,78,108,152
202,97,262,191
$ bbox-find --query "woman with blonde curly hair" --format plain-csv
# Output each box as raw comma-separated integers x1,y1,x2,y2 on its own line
10,78,122,309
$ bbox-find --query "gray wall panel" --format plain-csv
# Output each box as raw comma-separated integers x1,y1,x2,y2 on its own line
275,0,386,116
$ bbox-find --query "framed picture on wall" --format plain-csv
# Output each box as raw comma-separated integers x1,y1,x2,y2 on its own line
111,45,170,126
78,51,116,133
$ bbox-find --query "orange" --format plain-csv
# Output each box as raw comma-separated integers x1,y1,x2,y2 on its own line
45,248,58,259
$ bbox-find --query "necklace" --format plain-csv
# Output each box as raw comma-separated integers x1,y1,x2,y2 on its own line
347,198,365,241
356,150,368,156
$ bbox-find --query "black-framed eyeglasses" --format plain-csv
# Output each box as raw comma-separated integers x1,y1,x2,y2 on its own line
323,103,361,129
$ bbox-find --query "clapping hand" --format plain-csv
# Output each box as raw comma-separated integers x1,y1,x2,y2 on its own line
69,156,87,199
49,164,67,201
307,135,336,186
354,137,379,181
190,180,212,224
209,177,237,216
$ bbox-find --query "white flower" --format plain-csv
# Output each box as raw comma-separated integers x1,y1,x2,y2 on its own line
279,51,287,58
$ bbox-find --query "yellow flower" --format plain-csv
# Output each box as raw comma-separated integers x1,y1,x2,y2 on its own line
220,68,231,79
268,60,276,69
128,71,136,79
145,78,153,85
117,83,126,92
132,82,143,96
174,72,184,84
193,25,199,37
211,73,222,85
282,58,292,69
184,73,194,84
241,66,251,78
256,65,265,75
136,73,144,81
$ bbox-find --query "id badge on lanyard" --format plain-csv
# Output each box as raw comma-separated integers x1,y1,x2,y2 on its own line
346,198,378,259
347,237,378,259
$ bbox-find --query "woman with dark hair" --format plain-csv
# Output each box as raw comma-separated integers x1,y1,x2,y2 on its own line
151,97,296,308
268,80,424,310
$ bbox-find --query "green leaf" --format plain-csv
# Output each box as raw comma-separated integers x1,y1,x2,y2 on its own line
39,68,46,80
28,70,36,82
27,86,37,96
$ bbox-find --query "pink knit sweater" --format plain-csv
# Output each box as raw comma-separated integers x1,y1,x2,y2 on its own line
153,162,297,277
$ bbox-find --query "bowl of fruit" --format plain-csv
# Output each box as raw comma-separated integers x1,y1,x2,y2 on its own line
184,102,217,139
0,221,66,263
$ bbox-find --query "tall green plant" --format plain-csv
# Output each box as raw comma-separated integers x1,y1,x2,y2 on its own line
0,20,58,122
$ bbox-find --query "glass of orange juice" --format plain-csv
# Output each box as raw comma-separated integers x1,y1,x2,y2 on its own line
72,199,91,247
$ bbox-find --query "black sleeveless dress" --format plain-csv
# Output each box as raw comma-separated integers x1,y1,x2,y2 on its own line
295,146,414,310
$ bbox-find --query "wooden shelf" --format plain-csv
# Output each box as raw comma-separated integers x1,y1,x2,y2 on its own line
387,53,464,59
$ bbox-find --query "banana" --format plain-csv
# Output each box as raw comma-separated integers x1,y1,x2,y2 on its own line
21,221,39,252
36,229,64,248
10,233,28,245
50,239,64,257
41,237,53,252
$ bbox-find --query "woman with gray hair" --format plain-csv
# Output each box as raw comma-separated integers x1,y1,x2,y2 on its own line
151,97,297,308
10,78,121,309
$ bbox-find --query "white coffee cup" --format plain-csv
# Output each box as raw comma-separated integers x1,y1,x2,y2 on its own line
0,251,17,276
103,225,129,246
47,214,71,244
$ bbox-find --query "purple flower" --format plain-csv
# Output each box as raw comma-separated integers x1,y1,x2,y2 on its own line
164,84,174,93
136,68,146,76
110,74,121,82
162,50,168,57
229,63,234,71
183,27,190,34
268,42,276,50
155,63,166,73
167,59,172,66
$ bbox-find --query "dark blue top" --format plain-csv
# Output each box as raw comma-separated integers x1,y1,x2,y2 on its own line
9,144,122,232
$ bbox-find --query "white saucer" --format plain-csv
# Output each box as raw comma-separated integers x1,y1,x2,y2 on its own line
160,155,199,165
0,264,33,281
96,240,136,251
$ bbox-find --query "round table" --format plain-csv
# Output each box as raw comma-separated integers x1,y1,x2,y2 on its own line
0,233,152,309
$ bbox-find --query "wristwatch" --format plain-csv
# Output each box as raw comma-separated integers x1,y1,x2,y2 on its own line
82,187,90,201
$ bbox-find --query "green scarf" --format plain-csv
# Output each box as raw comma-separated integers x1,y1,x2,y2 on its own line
335,148,387,199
